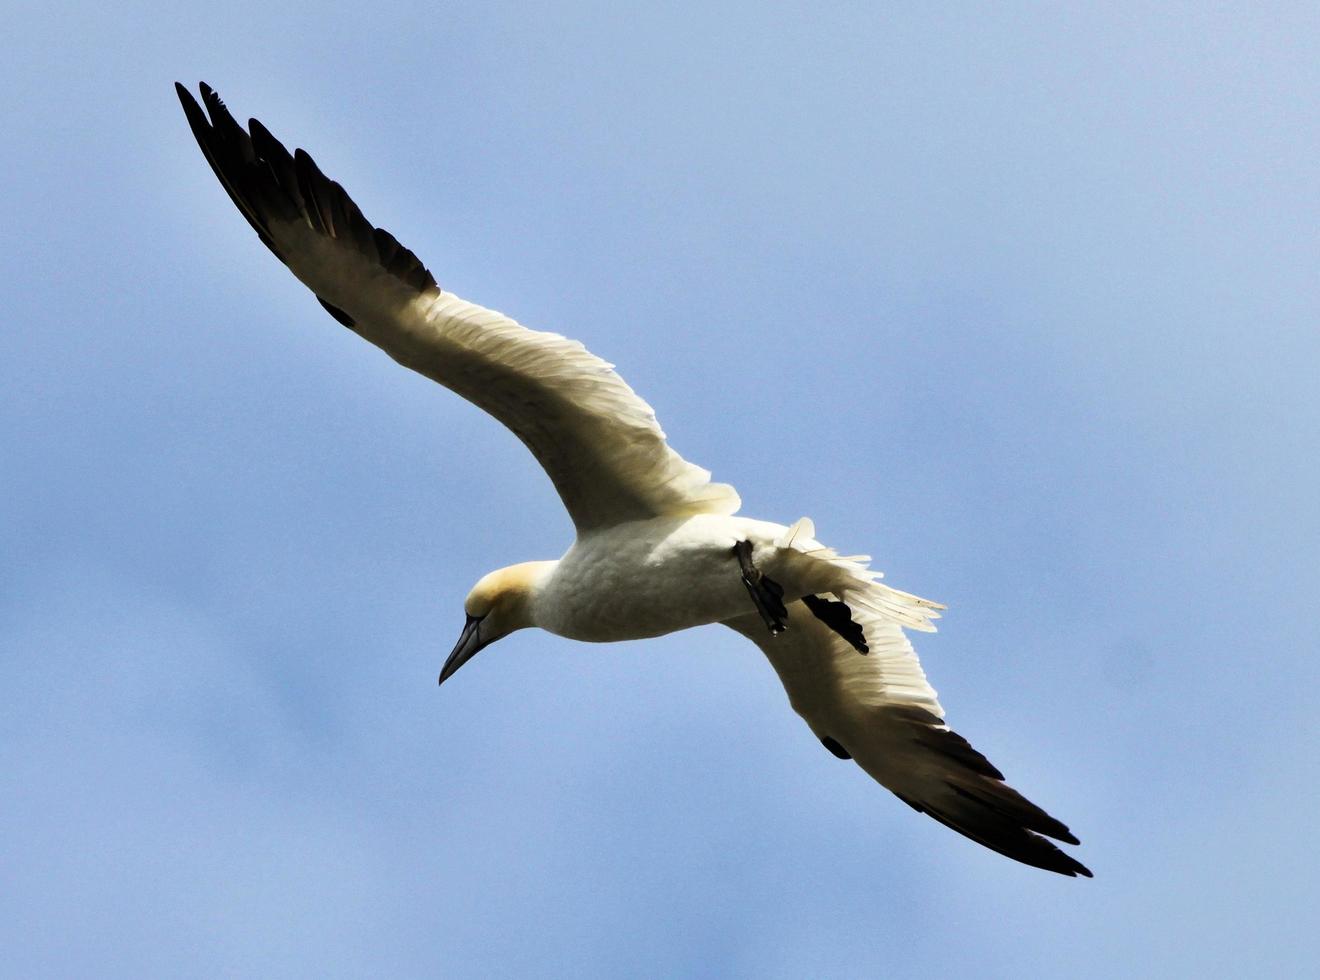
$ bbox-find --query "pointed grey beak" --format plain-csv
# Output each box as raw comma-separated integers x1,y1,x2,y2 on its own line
439,614,485,686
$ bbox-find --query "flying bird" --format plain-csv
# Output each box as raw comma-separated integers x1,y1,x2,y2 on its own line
176,81,1091,878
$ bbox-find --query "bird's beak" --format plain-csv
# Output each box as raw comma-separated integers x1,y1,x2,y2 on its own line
439,614,485,686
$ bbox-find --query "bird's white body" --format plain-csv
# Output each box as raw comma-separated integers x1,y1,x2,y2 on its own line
534,515,791,642
177,81,1092,877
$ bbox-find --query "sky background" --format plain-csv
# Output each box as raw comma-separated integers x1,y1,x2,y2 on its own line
3,2,1318,976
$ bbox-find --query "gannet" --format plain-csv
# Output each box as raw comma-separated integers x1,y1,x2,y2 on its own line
177,82,1092,878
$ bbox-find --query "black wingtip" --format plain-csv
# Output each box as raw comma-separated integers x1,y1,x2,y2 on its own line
899,790,1093,878
174,82,206,130
175,80,442,319
884,708,1092,878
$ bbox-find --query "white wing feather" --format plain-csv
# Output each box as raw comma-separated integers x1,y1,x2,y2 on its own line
177,83,739,531
384,290,742,529
724,602,1091,876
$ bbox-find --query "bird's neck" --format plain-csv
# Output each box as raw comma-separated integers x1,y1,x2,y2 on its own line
497,560,557,630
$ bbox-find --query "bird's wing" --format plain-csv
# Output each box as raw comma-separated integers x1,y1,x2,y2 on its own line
724,602,1092,877
176,83,740,531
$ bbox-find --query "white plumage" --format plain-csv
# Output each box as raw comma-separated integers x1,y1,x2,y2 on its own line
177,81,1091,878
372,290,743,530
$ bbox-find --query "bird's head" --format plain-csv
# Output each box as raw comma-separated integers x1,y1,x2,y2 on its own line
438,562,551,686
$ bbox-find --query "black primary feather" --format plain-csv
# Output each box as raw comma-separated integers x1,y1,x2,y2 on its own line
175,82,439,324
887,705,1091,877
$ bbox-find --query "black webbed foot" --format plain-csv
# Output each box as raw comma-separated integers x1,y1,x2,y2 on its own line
733,540,789,635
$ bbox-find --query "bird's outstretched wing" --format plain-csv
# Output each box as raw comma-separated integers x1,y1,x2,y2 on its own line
724,603,1092,877
176,82,740,531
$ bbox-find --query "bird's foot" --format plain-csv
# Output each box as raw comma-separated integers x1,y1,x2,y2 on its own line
733,540,789,636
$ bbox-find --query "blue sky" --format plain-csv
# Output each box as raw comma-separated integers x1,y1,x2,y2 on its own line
3,2,1318,976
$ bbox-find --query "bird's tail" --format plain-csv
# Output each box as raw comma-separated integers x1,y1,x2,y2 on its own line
772,516,945,632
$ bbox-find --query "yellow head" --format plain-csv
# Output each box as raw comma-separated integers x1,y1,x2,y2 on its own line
439,562,552,686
